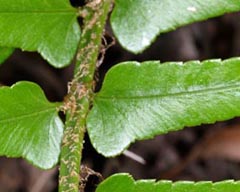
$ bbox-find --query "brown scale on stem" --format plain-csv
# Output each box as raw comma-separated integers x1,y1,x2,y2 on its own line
59,0,113,191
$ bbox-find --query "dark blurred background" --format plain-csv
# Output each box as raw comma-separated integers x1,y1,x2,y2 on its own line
0,2,240,191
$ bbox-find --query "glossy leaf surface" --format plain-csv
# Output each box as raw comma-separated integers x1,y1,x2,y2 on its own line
0,47,14,64
0,0,80,67
87,58,240,156
96,173,240,192
0,82,63,169
111,0,240,53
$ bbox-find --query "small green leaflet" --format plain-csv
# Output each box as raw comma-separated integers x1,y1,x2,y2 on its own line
0,0,80,68
0,81,63,169
0,47,14,64
96,173,240,192
111,0,240,53
87,58,240,156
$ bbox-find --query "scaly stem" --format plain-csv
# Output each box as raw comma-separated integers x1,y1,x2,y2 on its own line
59,1,112,191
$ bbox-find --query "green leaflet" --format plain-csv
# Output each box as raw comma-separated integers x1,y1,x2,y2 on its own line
96,173,240,192
0,0,80,68
0,47,14,64
0,81,63,169
111,0,240,53
87,58,240,156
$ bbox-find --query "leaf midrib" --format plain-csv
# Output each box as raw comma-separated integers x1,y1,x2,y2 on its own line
97,83,240,100
0,107,56,123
